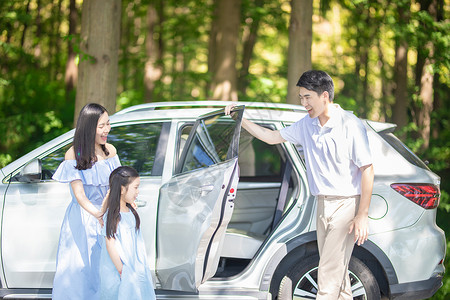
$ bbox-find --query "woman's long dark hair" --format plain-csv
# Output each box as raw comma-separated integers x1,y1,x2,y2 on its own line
73,103,110,170
105,166,141,238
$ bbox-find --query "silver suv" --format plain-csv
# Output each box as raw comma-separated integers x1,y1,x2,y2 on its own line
0,101,445,299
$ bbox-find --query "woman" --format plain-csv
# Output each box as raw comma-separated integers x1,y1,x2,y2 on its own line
52,103,121,299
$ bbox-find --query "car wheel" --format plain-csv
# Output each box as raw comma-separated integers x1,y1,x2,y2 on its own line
277,254,380,300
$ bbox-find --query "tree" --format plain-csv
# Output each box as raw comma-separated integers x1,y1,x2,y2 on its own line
392,0,410,134
75,0,122,123
143,0,164,102
286,0,312,104
412,0,438,151
209,0,241,101
64,0,78,96
238,0,264,97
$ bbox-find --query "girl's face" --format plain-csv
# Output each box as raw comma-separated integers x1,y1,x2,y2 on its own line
121,177,140,206
95,112,111,146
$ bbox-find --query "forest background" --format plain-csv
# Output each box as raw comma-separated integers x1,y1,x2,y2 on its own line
0,0,449,298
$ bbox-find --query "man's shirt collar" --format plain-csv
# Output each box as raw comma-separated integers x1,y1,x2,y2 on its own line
312,103,341,128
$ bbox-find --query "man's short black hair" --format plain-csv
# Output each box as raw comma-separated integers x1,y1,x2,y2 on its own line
296,70,334,101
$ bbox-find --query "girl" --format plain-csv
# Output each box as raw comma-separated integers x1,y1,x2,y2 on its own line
100,166,156,300
52,103,121,299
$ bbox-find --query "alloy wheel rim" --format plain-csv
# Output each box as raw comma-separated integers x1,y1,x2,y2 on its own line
292,266,368,300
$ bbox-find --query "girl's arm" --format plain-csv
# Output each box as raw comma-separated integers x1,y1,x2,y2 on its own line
105,237,123,275
70,180,103,225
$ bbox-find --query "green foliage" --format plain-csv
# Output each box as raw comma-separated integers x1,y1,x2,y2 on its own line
0,6,73,167
117,89,144,111
0,68,72,166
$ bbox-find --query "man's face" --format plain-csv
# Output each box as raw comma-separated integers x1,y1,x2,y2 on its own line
298,87,329,119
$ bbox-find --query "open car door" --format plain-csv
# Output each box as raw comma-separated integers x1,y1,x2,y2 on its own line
156,106,244,292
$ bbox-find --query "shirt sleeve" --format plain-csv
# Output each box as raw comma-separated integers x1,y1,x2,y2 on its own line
111,155,121,169
52,160,81,183
347,116,372,168
280,119,304,145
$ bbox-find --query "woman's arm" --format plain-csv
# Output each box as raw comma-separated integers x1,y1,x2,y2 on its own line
105,237,123,275
70,180,103,226
100,190,110,215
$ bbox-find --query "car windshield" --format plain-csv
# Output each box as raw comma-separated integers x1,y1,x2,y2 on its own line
378,130,430,171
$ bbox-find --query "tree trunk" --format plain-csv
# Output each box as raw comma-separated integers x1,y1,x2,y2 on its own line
361,50,369,118
33,0,42,59
376,39,390,122
392,39,409,132
120,1,133,92
391,1,410,134
20,0,31,47
75,0,121,123
286,0,312,104
207,0,219,95
431,0,444,140
416,47,434,150
49,0,63,80
238,0,264,97
144,1,163,102
210,0,241,101
414,0,437,150
65,0,78,96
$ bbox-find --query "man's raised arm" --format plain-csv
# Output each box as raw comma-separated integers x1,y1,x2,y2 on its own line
225,103,286,145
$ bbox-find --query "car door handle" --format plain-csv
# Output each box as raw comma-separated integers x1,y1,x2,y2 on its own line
135,199,147,207
201,185,215,196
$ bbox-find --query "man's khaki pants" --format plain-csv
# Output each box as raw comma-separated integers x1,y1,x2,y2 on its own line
316,195,360,300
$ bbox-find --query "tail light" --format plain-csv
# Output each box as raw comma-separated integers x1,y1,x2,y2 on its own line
391,183,440,209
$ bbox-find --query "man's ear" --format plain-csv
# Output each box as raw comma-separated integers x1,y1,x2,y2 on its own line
322,91,332,103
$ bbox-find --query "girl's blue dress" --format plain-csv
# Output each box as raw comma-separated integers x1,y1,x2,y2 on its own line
51,155,121,299
100,211,156,300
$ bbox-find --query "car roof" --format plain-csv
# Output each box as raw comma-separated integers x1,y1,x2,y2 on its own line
113,101,397,132
113,101,307,115
111,101,310,124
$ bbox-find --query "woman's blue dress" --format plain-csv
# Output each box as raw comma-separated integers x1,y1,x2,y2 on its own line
100,211,156,300
52,155,121,299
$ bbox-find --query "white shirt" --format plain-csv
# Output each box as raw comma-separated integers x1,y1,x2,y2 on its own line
280,104,372,196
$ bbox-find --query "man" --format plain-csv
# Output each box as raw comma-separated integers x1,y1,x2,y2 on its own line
225,70,374,299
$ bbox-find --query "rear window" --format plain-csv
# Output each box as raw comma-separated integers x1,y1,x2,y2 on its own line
378,131,430,170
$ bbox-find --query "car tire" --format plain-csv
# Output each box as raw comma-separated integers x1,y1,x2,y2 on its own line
277,254,380,300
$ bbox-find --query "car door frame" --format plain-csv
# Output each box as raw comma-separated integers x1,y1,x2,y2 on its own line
155,106,244,293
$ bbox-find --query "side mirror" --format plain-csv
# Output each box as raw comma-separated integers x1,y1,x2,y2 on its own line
17,159,42,183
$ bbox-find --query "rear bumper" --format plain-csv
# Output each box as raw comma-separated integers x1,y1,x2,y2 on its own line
390,276,442,300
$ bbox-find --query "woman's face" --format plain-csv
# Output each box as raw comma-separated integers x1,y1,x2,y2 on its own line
95,112,111,146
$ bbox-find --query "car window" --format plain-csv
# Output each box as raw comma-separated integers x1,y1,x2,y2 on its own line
239,128,282,181
177,124,193,160
41,144,71,180
378,130,430,170
178,123,282,181
109,122,166,176
13,122,166,182
179,114,241,173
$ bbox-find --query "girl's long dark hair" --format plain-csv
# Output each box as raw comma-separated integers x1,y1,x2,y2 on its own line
105,166,141,239
73,103,110,170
